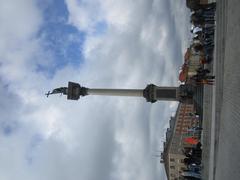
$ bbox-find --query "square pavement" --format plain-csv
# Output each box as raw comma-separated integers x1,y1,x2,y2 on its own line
202,0,240,179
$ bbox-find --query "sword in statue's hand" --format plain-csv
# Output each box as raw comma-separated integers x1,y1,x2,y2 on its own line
45,91,51,97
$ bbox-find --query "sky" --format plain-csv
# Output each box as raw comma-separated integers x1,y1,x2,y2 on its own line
0,0,190,180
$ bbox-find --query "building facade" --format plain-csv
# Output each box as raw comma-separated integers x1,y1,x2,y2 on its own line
161,103,197,180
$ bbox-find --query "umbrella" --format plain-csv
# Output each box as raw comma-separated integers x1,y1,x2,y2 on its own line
184,48,191,60
179,70,187,82
184,137,199,145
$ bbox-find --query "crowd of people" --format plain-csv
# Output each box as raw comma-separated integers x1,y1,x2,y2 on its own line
189,2,216,86
180,2,216,180
191,67,215,85
181,114,203,180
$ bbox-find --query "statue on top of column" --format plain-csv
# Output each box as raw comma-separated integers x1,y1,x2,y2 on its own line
45,87,68,97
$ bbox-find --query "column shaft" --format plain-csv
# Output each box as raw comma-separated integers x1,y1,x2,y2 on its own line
87,89,143,97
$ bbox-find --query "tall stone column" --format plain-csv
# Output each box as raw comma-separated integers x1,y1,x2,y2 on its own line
47,82,193,104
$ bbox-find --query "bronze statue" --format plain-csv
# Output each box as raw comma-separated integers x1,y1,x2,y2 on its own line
45,87,68,97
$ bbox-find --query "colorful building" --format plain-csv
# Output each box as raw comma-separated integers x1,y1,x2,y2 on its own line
161,103,198,180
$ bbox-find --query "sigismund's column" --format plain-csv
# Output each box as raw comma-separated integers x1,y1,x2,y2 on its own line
47,82,193,103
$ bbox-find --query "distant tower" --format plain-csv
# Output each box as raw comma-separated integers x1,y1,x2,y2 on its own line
46,82,193,103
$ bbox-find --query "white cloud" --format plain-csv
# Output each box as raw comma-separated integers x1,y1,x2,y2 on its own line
65,0,104,32
0,0,190,180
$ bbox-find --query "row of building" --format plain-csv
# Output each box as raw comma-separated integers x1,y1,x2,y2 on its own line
161,103,198,180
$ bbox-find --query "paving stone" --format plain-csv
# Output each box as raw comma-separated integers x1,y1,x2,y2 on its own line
203,0,240,179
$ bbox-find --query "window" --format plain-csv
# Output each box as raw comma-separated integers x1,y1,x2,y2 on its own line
170,166,175,169
170,158,175,162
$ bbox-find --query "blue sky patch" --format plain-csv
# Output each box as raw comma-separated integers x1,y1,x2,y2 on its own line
92,21,108,36
1,121,18,136
36,0,86,77
3,125,13,136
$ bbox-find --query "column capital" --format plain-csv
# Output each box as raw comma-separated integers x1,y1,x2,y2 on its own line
143,84,157,103
67,82,88,100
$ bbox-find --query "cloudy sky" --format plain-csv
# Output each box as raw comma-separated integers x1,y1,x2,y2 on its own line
0,0,190,179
